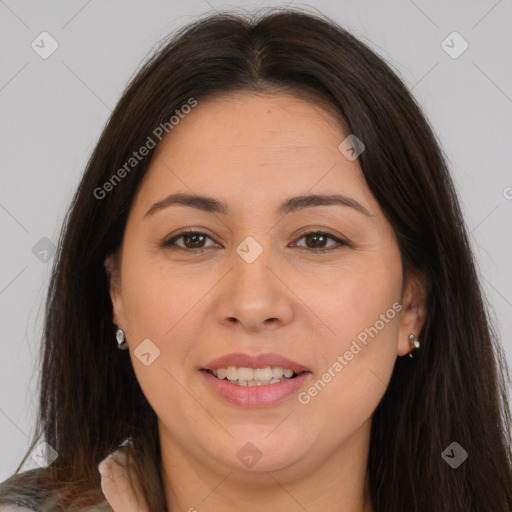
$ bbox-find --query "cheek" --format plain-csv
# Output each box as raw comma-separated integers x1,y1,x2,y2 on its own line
121,254,206,341
298,253,401,418
297,311,399,449
119,257,208,426
307,252,402,349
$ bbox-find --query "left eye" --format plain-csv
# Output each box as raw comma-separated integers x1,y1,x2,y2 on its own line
162,230,346,252
292,231,347,251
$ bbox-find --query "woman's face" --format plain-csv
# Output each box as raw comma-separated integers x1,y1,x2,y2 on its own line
107,91,425,479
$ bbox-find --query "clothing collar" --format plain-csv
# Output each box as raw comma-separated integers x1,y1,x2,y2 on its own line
97,441,150,511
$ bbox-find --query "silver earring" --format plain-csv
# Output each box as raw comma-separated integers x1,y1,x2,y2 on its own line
116,328,129,350
408,333,420,358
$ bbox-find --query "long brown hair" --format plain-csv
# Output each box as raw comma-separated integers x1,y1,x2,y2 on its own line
1,7,511,511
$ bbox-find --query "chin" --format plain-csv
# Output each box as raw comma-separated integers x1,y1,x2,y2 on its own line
209,430,311,474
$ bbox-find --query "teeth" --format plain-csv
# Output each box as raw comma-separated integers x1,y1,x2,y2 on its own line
254,367,272,380
238,367,254,381
226,367,238,381
211,366,297,385
234,378,279,386
272,367,284,379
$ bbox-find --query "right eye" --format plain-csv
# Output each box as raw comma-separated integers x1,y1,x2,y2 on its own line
161,230,219,252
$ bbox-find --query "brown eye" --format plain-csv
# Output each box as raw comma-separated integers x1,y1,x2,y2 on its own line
179,233,208,249
162,231,217,251
292,231,347,252
162,229,347,253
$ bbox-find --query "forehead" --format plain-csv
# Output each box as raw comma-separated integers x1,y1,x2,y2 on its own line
157,91,346,156
133,91,372,213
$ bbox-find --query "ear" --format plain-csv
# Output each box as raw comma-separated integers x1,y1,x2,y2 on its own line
104,252,125,328
397,269,428,356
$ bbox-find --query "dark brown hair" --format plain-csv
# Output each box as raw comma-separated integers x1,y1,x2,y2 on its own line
1,7,511,511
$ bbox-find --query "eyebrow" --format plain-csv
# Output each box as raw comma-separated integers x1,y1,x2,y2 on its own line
144,192,374,218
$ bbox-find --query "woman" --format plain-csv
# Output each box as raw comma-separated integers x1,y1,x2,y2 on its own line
1,7,511,512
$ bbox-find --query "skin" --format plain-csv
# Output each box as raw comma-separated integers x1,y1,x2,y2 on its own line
105,91,427,512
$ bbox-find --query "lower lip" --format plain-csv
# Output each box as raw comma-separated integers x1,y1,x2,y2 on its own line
201,370,310,408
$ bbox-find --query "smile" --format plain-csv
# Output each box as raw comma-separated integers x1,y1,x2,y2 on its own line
207,366,299,386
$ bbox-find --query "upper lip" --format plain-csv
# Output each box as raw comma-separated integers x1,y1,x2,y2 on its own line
202,352,310,373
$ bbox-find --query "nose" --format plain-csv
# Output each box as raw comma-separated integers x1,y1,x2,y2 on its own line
214,243,295,333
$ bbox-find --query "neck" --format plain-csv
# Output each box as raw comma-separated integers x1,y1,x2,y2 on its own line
159,417,374,512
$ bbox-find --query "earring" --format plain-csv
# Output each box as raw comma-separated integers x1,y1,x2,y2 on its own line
408,333,420,358
116,328,129,350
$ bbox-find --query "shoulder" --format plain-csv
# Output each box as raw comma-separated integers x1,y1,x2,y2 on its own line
0,467,47,511
0,460,112,511
0,506,35,512
0,441,134,511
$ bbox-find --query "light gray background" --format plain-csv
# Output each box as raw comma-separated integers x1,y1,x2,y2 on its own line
1,0,511,480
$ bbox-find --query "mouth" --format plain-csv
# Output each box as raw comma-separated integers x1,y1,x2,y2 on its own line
204,366,301,386
200,353,311,407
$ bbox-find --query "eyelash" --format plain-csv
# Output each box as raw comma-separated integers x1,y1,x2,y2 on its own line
161,229,348,254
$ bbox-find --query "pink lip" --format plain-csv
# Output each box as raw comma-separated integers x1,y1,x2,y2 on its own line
200,352,311,408
202,352,310,373
200,370,311,408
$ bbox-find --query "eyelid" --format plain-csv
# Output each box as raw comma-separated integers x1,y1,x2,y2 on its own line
162,228,219,249
162,228,348,252
290,229,348,251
